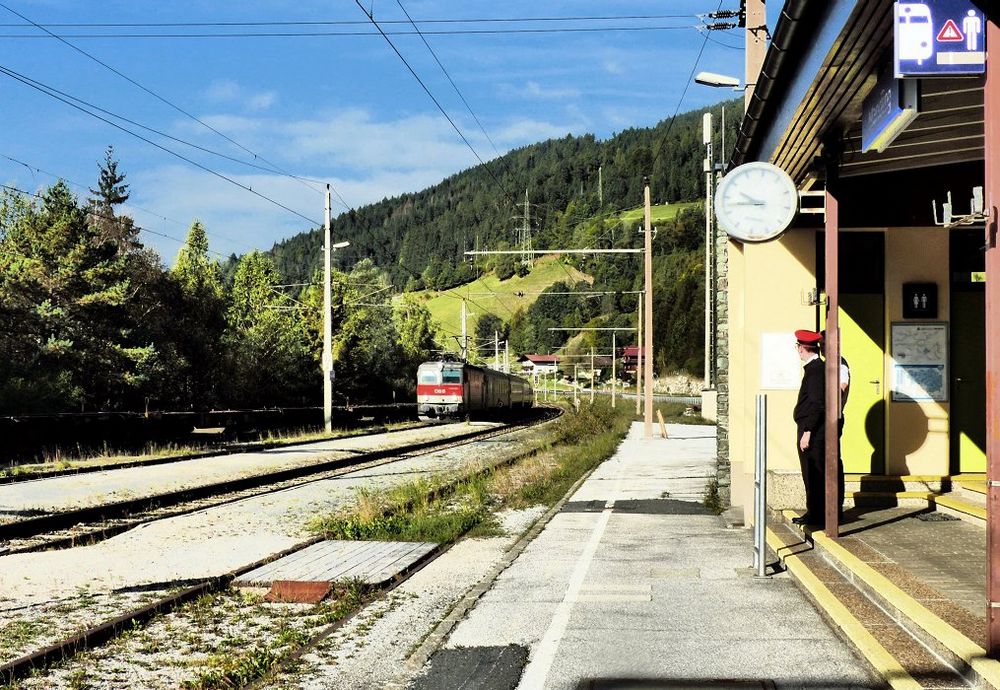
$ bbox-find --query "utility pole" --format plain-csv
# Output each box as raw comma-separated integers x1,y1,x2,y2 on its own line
598,165,603,207
504,339,509,373
574,364,579,406
643,177,654,439
636,298,643,415
521,189,534,268
744,0,767,111
323,185,333,432
494,331,500,370
461,300,468,360
590,346,595,404
703,112,714,389
612,332,617,408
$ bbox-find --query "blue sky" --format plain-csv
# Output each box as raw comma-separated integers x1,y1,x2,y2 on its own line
0,1,766,263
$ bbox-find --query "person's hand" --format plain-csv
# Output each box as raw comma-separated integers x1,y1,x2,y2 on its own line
799,431,811,451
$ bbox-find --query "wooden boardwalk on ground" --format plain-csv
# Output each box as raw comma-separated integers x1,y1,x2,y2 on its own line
235,540,438,587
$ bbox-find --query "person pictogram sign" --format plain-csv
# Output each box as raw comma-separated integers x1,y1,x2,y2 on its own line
937,18,964,42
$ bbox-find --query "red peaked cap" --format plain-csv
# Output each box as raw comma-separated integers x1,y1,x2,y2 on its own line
795,329,823,346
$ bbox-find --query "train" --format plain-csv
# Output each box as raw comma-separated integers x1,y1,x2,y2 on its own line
416,359,534,421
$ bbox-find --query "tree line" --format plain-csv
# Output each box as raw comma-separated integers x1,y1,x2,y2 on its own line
0,149,435,415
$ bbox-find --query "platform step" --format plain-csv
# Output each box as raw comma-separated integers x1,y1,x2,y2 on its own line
776,510,999,689
844,475,951,493
768,520,970,689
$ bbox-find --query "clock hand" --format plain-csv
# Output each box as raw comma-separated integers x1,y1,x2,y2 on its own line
739,191,764,204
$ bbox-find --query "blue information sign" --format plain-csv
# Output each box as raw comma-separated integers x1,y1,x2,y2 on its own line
862,68,919,152
894,0,985,76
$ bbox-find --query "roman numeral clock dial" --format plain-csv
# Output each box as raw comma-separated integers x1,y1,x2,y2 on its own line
714,162,799,242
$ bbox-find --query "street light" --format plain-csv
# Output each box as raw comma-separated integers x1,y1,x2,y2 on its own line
694,71,743,89
323,184,350,432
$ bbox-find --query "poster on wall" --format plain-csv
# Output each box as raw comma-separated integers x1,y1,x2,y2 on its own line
760,332,802,390
891,322,948,401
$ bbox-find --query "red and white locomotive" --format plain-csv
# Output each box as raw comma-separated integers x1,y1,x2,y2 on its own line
416,359,533,421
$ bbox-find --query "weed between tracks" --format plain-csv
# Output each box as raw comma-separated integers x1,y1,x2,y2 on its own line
310,401,633,544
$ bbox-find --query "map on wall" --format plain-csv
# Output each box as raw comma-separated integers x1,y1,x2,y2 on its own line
891,322,948,402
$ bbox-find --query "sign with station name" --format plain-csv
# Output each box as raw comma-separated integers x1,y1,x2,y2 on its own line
862,68,919,152
894,1,986,76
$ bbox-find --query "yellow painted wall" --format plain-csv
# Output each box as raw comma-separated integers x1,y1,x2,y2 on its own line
729,228,818,523
728,225,954,521
885,228,950,475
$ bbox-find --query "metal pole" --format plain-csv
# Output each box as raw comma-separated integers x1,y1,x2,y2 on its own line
754,394,768,577
322,185,333,433
643,178,654,438
504,340,509,373
574,364,579,405
461,300,468,360
590,346,595,403
612,332,617,408
703,113,713,389
984,13,1000,659
494,331,499,370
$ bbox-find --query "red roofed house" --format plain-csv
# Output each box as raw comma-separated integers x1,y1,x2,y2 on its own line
620,347,645,377
518,354,560,380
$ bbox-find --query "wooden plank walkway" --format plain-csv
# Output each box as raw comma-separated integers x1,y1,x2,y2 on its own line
235,540,438,587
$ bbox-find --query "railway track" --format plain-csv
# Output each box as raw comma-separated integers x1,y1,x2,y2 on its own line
0,405,562,685
0,408,558,555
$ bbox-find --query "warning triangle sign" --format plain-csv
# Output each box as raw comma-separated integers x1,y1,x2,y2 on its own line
937,19,963,42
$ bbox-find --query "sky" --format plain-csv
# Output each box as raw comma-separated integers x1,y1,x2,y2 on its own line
0,1,771,263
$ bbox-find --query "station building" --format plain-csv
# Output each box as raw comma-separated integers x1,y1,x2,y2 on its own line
720,0,996,527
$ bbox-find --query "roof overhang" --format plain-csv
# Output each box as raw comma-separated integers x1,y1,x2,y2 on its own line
733,0,986,184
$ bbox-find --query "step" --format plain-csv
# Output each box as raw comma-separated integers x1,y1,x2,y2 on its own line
848,490,939,508
767,521,967,689
777,509,1000,689
844,474,951,493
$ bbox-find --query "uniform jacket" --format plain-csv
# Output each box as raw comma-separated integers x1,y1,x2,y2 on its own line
794,356,826,435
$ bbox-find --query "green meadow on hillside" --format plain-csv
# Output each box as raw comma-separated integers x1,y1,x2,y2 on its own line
411,256,592,345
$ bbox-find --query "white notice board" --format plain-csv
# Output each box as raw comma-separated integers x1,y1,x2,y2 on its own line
760,332,801,390
890,322,948,402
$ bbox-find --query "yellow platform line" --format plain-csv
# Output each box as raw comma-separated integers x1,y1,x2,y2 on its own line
931,494,987,520
956,481,987,496
766,526,921,690
782,510,1000,689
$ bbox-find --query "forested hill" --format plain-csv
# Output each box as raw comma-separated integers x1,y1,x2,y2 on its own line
269,98,740,287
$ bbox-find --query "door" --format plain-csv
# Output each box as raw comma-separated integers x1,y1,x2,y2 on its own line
950,230,986,473
819,232,886,474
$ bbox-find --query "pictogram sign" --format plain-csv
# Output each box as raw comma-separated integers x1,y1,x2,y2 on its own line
936,18,963,41
894,1,985,76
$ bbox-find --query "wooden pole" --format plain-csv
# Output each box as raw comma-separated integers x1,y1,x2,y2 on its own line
643,178,654,438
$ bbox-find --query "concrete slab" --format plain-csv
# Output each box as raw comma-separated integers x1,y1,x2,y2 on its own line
420,422,879,690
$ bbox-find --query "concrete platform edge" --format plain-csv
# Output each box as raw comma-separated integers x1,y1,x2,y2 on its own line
779,509,1000,690
766,525,921,690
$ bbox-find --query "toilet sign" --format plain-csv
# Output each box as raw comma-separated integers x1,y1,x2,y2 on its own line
894,1,985,76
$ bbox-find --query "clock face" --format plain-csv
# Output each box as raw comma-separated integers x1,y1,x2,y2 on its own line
714,162,798,242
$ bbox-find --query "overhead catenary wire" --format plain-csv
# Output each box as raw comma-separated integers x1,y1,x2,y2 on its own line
0,182,233,260
0,153,255,254
0,26,716,39
354,1,517,210
394,0,510,171
0,2,352,208
0,15,701,28
0,64,322,228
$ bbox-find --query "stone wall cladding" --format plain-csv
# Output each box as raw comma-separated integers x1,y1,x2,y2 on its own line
715,230,731,505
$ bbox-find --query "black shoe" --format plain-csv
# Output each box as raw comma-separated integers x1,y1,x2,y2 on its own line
791,514,810,525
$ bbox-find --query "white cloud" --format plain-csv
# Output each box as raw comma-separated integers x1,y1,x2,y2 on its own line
202,80,278,112
523,80,580,100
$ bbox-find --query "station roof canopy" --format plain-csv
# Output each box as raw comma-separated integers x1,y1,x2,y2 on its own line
732,0,985,183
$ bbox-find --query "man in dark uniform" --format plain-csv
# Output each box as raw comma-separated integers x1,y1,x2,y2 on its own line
792,330,826,527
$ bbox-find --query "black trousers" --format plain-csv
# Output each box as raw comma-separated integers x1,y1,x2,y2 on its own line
796,428,845,522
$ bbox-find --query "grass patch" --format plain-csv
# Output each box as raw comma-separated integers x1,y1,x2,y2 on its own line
703,476,725,515
309,400,634,545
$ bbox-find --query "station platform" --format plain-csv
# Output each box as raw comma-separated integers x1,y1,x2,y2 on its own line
409,422,880,690
772,502,996,689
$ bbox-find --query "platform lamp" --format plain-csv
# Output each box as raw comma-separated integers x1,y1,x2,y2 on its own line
323,185,351,432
